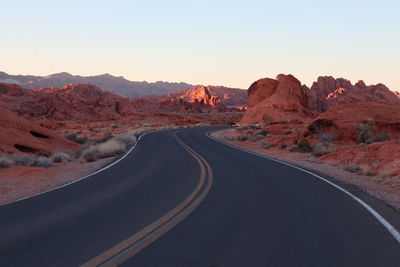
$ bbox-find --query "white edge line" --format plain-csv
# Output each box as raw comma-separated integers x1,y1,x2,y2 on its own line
3,130,157,206
206,130,400,244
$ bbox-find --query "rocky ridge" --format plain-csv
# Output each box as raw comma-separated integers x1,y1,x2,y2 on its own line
240,74,400,125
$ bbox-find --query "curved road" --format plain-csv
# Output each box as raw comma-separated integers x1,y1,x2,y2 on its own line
0,127,399,266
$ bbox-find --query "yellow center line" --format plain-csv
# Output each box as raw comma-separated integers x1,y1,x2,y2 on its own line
82,134,213,267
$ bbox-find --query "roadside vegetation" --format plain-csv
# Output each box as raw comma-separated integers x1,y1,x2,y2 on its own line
0,125,183,169
216,123,399,182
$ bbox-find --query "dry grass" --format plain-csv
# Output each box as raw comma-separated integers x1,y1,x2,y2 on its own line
80,128,150,162
359,164,378,176
2,154,54,168
259,141,273,149
0,156,13,168
312,142,337,157
289,139,312,153
50,151,72,163
344,163,361,173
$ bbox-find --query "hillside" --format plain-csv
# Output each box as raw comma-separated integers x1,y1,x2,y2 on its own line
0,71,193,97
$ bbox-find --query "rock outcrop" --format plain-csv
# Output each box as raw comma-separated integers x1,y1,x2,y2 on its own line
240,74,316,125
307,102,400,143
0,108,80,154
240,74,400,126
158,85,229,113
185,86,222,106
159,85,247,108
308,76,400,112
0,83,138,121
0,82,245,121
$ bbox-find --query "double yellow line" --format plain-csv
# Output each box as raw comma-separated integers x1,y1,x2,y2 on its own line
82,134,213,267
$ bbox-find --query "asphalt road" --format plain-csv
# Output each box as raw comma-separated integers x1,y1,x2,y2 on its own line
0,127,399,267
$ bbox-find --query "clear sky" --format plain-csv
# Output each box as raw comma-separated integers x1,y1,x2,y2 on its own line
1,0,399,90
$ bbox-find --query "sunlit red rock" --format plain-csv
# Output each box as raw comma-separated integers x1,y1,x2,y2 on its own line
308,76,400,112
307,102,400,143
158,85,247,109
240,74,316,125
247,78,279,108
0,108,80,154
157,85,231,113
0,83,139,121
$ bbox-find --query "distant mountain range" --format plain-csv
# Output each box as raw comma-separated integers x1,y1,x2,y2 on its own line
0,71,197,97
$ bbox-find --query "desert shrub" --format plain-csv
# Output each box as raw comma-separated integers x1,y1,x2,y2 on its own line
51,151,72,163
356,120,374,143
0,156,14,168
114,131,137,146
308,119,335,134
312,142,337,157
280,144,287,149
245,130,254,135
81,140,124,162
237,134,248,141
289,139,312,153
249,135,264,142
33,156,53,167
344,163,361,173
10,154,53,168
65,133,88,145
97,133,114,144
359,164,377,176
255,129,268,136
366,133,390,144
96,139,127,158
277,120,288,125
223,135,238,141
283,131,293,135
319,133,337,143
79,129,149,162
290,119,299,123
259,141,273,149
10,154,35,166
81,147,98,162
222,135,230,141
36,151,50,157
262,114,272,125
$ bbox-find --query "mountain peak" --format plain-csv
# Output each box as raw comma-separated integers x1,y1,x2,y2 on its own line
44,72,73,79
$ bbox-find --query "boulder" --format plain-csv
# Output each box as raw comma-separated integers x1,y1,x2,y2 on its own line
240,74,316,125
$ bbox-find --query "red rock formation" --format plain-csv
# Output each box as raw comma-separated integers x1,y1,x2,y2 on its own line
0,83,138,121
186,86,222,106
241,74,400,126
0,71,194,98
307,102,400,143
240,74,316,125
159,85,247,108
247,78,279,108
208,86,247,108
0,108,80,154
157,85,229,113
308,76,400,112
